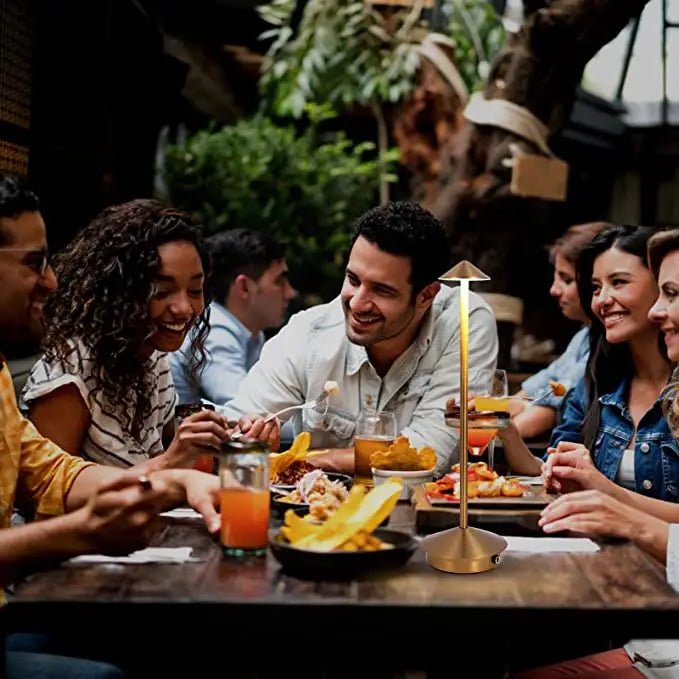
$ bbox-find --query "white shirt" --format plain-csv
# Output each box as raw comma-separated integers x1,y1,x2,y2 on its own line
22,342,176,467
223,287,498,474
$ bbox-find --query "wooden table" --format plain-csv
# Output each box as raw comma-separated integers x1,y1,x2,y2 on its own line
6,504,679,675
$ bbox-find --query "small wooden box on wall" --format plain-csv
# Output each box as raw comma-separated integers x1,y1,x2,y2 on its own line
510,154,569,202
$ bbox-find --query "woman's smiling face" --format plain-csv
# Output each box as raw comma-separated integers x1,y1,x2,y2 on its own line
649,250,679,361
590,246,658,345
144,240,205,354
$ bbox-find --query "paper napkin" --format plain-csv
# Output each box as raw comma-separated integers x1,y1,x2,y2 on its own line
68,547,197,565
160,507,203,520
504,536,600,553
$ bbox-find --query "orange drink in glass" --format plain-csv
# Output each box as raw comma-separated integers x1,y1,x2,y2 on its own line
467,428,497,456
220,487,270,555
218,439,270,557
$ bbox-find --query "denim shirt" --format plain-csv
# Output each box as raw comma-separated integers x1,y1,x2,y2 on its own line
550,377,679,502
171,302,265,405
522,326,589,409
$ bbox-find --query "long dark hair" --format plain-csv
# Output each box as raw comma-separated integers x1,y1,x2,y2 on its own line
42,199,211,443
576,224,664,451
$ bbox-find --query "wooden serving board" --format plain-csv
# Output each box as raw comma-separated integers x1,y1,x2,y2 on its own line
412,485,557,534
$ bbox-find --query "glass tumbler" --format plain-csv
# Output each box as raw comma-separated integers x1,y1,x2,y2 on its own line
218,439,270,558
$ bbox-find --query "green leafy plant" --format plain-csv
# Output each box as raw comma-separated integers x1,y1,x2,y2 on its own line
258,0,505,202
162,109,396,301
443,0,507,90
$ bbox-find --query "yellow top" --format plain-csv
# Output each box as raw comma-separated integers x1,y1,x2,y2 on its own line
0,361,94,529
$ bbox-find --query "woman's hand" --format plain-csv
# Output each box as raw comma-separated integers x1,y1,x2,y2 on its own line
165,410,230,467
538,490,669,564
542,442,612,495
172,469,223,534
237,415,281,452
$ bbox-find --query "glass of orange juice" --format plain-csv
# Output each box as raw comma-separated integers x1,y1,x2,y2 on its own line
219,439,270,557
353,410,397,486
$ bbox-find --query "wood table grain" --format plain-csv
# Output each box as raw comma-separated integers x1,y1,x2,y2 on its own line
6,503,679,651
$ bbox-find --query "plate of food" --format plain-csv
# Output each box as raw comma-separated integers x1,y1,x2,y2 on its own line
270,479,417,576
272,469,353,518
269,432,331,493
424,462,550,509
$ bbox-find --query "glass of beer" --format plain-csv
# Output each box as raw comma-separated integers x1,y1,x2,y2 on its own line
353,410,397,486
218,439,270,558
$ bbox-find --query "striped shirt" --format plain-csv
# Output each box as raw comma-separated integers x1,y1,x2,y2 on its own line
22,342,176,467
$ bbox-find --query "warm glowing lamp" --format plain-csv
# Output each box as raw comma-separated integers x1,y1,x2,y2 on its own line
421,260,508,574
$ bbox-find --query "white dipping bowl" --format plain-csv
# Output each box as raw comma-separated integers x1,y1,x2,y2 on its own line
371,467,434,501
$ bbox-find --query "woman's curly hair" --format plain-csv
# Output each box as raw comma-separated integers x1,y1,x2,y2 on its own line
42,199,211,443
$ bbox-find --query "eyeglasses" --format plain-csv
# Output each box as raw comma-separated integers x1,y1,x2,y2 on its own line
0,247,50,276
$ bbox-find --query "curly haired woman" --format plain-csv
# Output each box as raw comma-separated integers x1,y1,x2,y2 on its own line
22,199,230,470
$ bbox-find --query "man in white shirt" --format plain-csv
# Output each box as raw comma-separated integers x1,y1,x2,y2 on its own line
226,202,498,474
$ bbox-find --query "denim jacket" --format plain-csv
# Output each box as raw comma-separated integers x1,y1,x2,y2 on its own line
550,377,679,502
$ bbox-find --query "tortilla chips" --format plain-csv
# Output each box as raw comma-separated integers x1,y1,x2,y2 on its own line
370,435,436,472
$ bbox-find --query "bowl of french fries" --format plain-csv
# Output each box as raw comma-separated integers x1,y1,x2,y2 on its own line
269,479,417,576
370,436,436,500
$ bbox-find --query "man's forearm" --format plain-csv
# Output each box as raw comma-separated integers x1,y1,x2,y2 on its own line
0,511,91,586
513,406,556,440
498,425,543,475
65,464,189,512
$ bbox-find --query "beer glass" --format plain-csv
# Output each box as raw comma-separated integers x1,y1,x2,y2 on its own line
353,410,397,486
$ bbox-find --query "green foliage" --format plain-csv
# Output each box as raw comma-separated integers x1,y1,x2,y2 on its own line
442,0,506,91
259,0,423,118
259,0,506,119
162,111,395,300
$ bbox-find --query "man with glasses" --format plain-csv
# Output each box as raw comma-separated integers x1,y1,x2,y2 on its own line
0,173,57,395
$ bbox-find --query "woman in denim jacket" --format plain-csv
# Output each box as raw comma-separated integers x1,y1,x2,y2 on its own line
502,225,676,502
518,230,679,679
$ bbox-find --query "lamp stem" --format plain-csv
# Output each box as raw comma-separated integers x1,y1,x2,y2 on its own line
459,280,469,531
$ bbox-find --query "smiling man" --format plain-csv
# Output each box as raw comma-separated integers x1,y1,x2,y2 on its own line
0,174,57,395
171,228,295,405
225,202,498,473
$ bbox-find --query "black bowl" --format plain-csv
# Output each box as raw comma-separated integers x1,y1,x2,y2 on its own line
269,528,417,577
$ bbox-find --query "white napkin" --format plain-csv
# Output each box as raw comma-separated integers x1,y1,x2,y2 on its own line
510,475,544,486
68,547,196,565
160,507,203,520
504,536,600,553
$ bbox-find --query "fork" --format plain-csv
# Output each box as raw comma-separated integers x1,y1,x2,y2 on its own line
511,384,568,402
263,391,331,423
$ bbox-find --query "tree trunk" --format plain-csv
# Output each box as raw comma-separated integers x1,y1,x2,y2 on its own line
428,0,652,293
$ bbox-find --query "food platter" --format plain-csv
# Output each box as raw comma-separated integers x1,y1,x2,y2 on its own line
269,528,417,576
426,485,550,509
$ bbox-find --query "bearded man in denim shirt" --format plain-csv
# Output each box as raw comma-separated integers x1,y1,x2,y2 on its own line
226,202,498,475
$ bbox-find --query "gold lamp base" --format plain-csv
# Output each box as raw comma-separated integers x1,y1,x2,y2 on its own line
421,526,508,574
